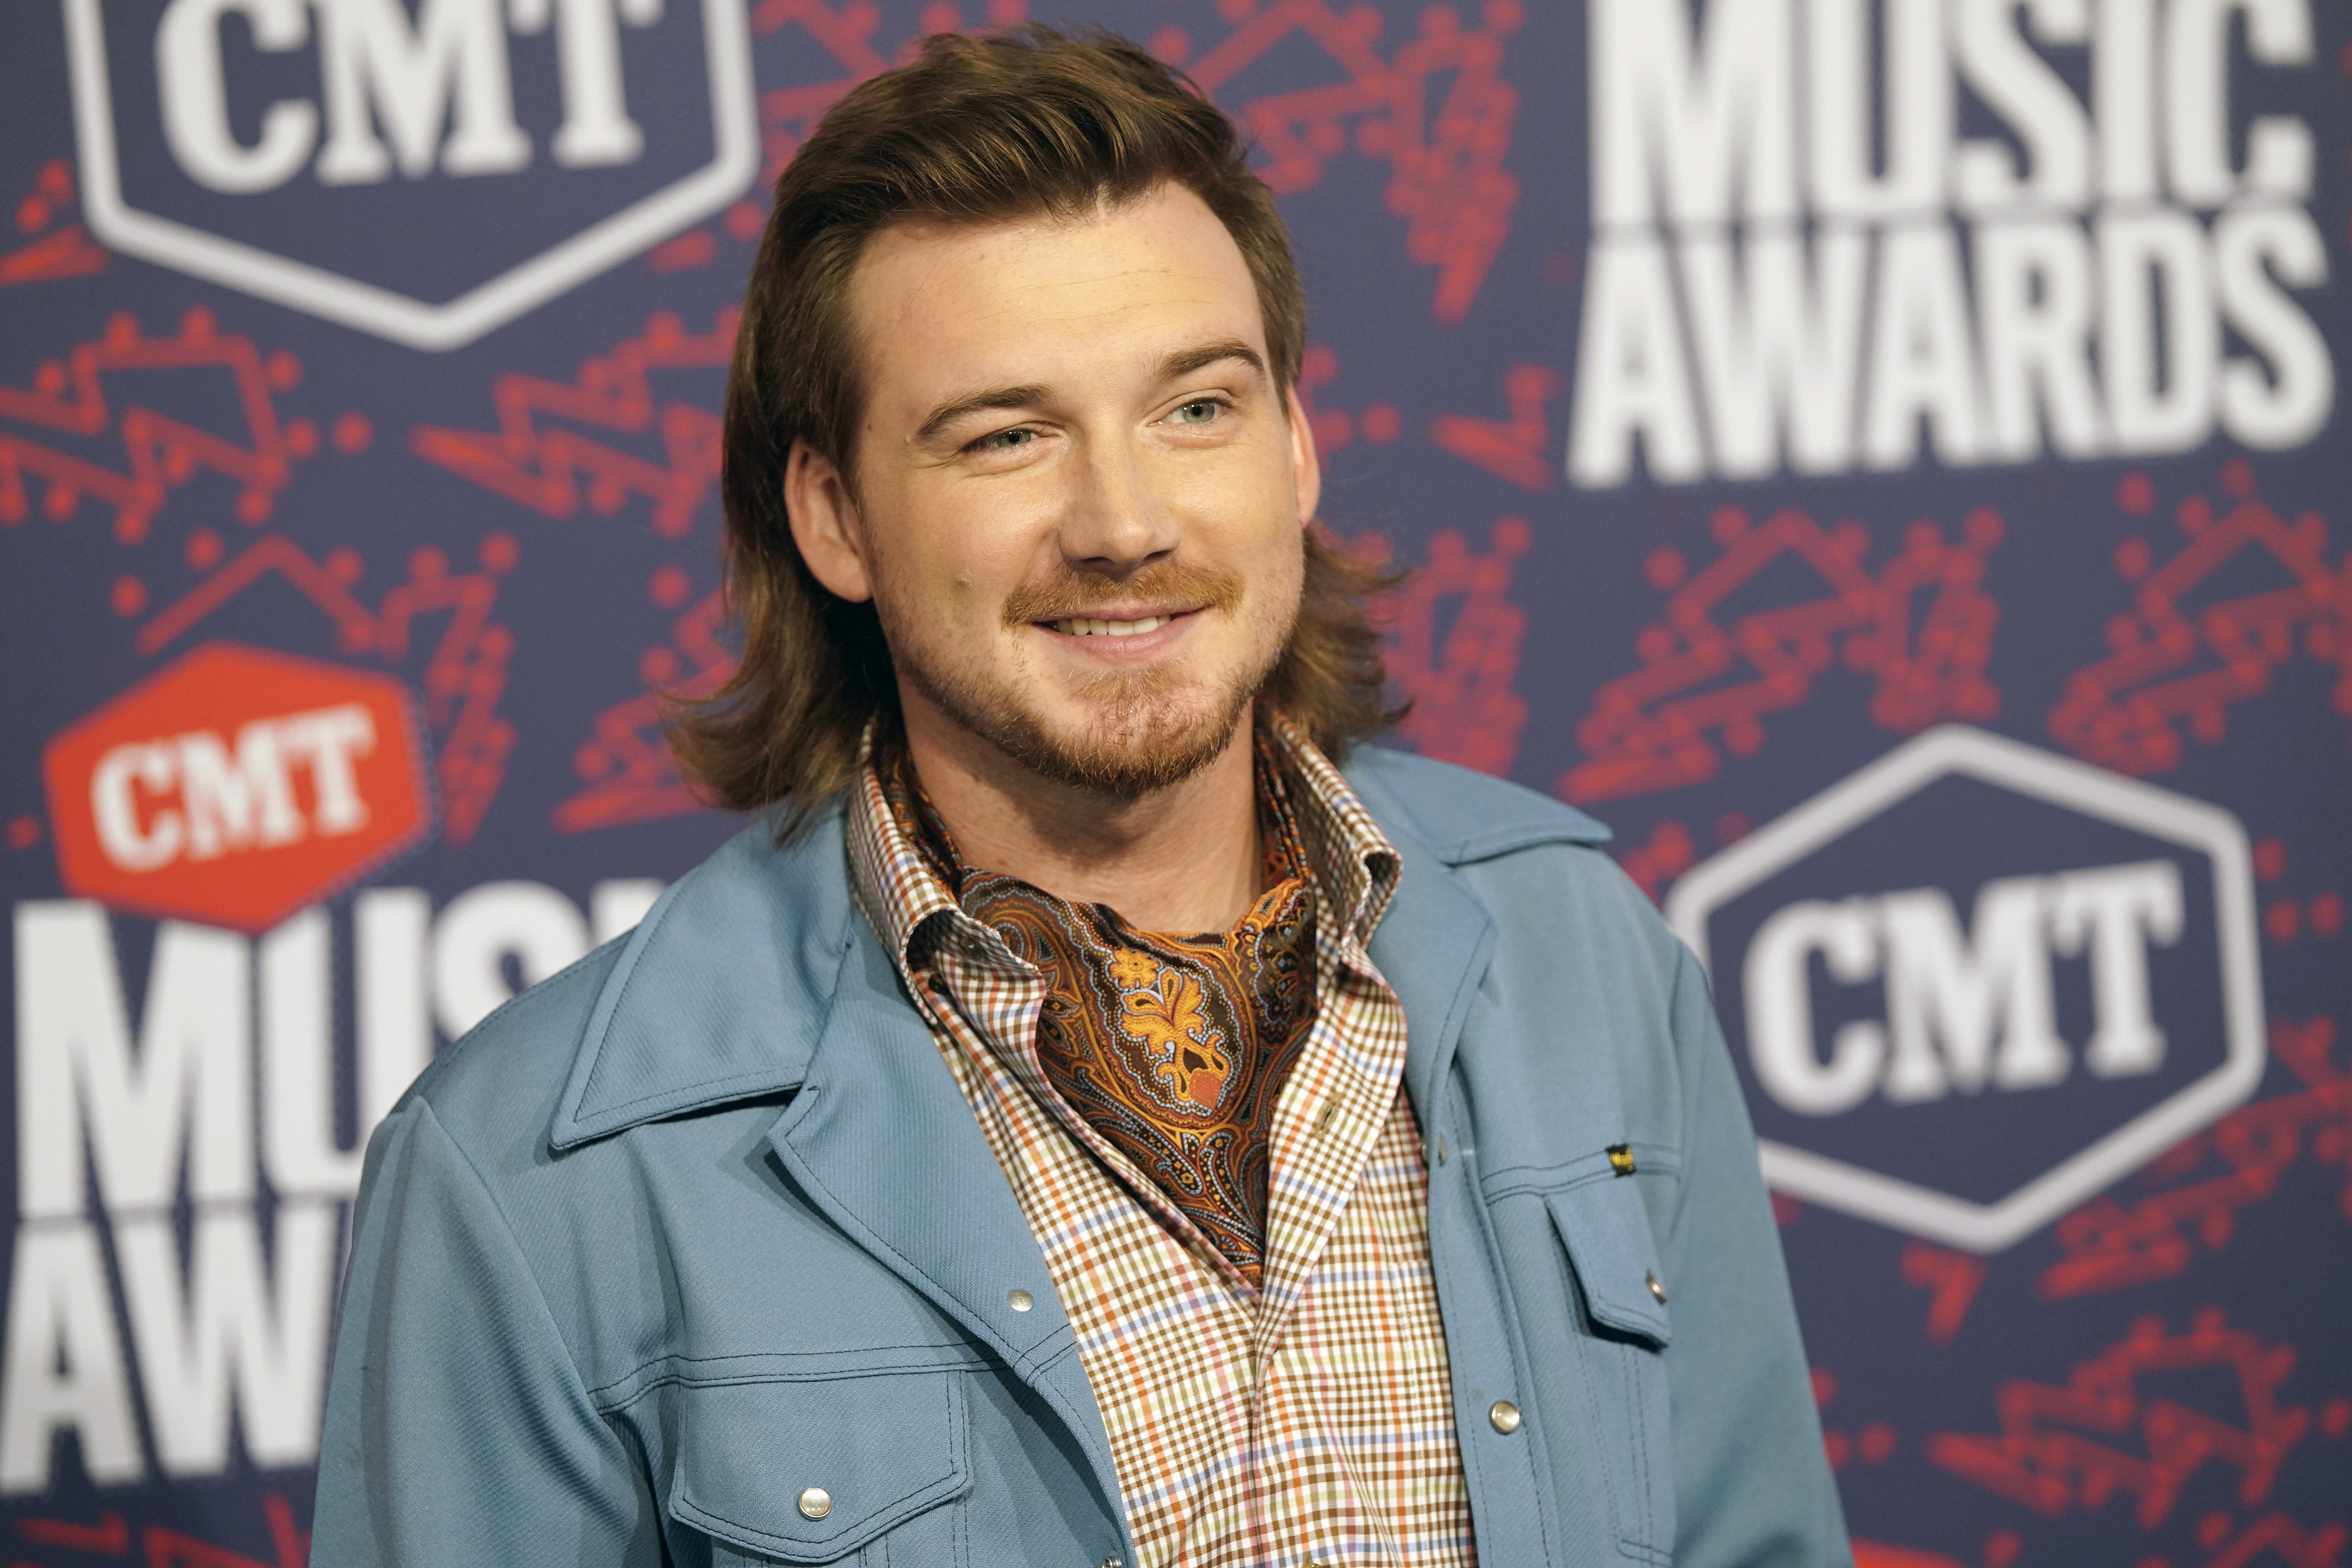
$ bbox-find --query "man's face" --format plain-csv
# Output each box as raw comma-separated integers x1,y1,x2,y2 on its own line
800,182,1319,796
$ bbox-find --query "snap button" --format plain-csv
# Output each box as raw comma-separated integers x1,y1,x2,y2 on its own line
1488,1399,1521,1435
798,1487,832,1520
1008,1288,1034,1312
1101,1558,1124,1568
1647,1270,1668,1304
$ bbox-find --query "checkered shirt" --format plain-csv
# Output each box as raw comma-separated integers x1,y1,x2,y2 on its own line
847,721,1475,1568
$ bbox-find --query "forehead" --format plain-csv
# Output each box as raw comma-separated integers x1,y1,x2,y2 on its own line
846,184,1267,411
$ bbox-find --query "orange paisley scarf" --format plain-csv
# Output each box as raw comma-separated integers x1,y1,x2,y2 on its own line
883,733,1318,1288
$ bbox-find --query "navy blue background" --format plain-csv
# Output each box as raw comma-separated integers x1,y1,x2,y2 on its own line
4,1,2347,1562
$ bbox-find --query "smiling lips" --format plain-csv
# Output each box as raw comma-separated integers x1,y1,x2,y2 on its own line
1051,615,1175,637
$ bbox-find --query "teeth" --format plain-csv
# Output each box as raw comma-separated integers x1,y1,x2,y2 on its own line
1053,615,1169,637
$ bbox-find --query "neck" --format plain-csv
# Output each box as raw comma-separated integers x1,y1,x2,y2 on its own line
897,695,1263,935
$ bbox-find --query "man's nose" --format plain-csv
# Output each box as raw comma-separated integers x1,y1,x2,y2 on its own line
1056,435,1180,573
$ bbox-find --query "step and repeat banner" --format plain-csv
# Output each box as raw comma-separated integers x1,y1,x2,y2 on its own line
2,0,2347,1562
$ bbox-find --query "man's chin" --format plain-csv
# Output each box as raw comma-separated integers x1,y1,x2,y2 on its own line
892,624,1276,801
984,695,1249,799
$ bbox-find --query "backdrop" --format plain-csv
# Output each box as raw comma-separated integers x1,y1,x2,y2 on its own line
2,1,2347,1563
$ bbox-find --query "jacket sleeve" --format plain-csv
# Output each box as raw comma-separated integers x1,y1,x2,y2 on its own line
1660,944,1855,1568
310,1099,663,1567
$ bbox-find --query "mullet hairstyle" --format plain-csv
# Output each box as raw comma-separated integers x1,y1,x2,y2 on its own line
672,25,1398,831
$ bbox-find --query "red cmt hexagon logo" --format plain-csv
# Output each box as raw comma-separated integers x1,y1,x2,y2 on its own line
43,643,432,932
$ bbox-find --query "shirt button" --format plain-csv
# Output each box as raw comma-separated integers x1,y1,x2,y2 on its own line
798,1487,832,1520
1008,1288,1034,1312
1647,1271,1669,1304
1488,1400,1521,1435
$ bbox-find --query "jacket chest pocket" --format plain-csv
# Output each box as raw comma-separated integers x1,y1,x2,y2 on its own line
666,1370,971,1567
1544,1180,1675,1564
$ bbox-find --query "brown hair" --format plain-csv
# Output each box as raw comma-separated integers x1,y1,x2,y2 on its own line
672,25,1396,828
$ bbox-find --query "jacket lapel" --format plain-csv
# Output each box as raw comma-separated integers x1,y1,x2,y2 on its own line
1374,844,1497,1130
1347,766,1501,1129
762,923,1131,1542
547,809,1131,1551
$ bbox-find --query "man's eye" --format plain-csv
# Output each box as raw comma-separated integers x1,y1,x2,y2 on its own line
973,427,1036,452
1171,398,1224,425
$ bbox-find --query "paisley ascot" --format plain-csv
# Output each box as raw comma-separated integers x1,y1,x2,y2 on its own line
880,731,1318,1286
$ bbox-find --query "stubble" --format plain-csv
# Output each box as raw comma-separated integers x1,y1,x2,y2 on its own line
881,556,1296,799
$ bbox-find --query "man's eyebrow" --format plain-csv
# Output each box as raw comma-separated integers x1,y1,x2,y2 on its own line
1158,340,1267,383
915,383,1050,446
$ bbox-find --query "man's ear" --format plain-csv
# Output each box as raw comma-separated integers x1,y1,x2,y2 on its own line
1285,385,1324,530
785,439,874,603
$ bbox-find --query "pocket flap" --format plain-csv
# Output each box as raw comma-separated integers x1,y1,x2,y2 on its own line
1545,1180,1672,1350
669,1370,971,1563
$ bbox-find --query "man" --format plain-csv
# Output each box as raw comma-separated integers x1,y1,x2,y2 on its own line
312,27,1849,1568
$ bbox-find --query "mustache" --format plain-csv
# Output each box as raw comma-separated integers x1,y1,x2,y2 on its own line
999,561,1246,626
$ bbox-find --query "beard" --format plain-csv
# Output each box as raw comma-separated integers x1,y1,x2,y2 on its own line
877,556,1295,799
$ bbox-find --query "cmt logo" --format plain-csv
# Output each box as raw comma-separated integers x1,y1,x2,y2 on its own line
42,643,431,931
64,0,757,348
1668,727,2264,1252
1745,860,2182,1113
87,704,380,869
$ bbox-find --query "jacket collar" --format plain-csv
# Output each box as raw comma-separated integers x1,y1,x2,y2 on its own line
1344,748,1611,1122
548,802,855,1149
549,749,1611,1149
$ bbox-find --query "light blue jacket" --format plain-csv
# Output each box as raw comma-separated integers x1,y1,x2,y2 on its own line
311,747,1850,1567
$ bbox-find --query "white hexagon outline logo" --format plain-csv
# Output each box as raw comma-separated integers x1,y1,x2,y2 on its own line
1665,725,2266,1255
62,0,758,351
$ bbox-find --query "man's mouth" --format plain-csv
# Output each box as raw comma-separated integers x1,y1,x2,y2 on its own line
1048,615,1174,638
1004,564,1242,641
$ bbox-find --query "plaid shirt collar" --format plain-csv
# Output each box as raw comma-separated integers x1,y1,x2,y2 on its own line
847,715,1403,981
